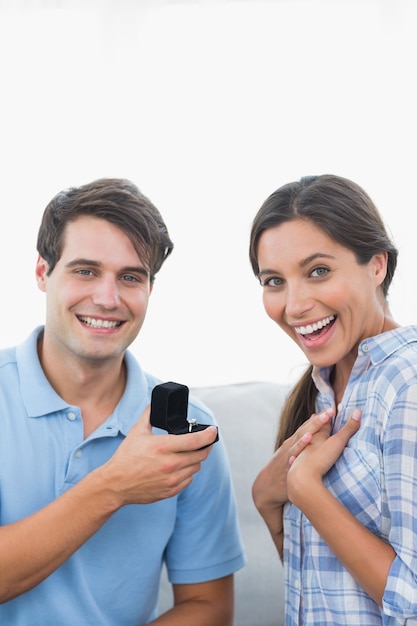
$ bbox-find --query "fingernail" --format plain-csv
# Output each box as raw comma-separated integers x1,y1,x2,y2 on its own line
319,409,332,422
351,409,361,421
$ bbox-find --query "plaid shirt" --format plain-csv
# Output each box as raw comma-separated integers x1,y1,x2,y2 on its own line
283,326,417,625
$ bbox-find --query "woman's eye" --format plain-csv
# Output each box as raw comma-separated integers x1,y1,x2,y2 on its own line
262,276,284,287
311,267,329,278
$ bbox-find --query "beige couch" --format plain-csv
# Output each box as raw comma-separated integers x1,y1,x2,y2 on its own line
158,381,288,626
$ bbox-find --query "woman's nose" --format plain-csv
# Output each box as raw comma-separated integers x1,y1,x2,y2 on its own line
285,282,314,319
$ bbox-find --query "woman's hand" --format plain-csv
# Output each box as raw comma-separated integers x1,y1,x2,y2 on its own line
283,409,395,608
252,407,335,513
251,407,335,558
287,409,362,507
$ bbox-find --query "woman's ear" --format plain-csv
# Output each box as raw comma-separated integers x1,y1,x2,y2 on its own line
35,255,49,292
372,251,388,287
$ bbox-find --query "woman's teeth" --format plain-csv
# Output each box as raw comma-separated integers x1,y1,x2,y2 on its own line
295,315,335,336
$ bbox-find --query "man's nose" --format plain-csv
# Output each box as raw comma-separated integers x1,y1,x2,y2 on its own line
92,276,121,308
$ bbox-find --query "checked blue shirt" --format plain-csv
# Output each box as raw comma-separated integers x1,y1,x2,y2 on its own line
284,326,417,625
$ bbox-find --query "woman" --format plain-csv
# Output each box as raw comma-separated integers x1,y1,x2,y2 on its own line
250,174,417,625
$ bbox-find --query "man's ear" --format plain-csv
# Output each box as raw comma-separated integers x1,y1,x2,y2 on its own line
35,255,49,292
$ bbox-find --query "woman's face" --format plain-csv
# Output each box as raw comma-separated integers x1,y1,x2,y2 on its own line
256,218,388,370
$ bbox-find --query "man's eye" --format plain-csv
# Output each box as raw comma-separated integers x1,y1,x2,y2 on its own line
76,269,93,276
122,274,138,282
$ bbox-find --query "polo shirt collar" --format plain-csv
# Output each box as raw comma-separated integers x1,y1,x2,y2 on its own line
115,350,151,435
17,326,68,417
16,326,152,436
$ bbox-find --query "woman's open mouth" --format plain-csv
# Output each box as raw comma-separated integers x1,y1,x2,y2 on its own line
295,315,336,341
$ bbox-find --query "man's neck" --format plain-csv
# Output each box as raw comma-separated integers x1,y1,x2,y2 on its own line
37,335,127,438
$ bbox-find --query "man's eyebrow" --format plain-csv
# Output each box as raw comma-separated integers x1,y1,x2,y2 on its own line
258,253,335,277
66,259,101,269
122,266,150,278
65,259,150,277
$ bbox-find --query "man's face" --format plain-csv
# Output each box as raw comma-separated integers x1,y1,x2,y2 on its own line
36,215,152,366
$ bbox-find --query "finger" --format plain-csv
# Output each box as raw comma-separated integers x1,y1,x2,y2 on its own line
172,426,219,453
335,408,362,443
131,405,152,434
288,409,336,466
342,408,362,436
324,408,362,458
143,404,218,452
289,431,313,461
299,408,334,438
315,407,335,426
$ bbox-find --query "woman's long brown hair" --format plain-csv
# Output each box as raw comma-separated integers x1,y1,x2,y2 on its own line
249,174,398,448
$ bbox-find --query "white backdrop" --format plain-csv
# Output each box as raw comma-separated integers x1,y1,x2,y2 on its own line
0,0,416,387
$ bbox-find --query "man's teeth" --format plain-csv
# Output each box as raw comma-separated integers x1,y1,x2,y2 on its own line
79,316,121,329
295,315,335,336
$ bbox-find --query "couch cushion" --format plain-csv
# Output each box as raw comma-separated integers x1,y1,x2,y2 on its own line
158,381,288,626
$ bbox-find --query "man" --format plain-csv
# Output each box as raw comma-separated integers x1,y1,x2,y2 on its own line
0,178,245,625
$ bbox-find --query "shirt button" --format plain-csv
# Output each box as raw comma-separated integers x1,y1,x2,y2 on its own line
67,412,76,421
75,450,82,458
294,578,300,590
337,403,343,412
362,343,369,353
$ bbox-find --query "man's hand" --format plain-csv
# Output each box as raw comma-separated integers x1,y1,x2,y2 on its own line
102,406,218,507
0,406,218,603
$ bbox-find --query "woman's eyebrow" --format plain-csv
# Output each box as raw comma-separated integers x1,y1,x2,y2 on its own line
258,253,336,277
258,268,278,278
299,253,335,267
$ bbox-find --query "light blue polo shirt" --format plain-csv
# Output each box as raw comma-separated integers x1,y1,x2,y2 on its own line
0,327,245,625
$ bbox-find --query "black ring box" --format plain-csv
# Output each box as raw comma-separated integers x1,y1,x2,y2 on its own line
150,382,219,444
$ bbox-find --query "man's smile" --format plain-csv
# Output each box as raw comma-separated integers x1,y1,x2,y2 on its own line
77,315,124,329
